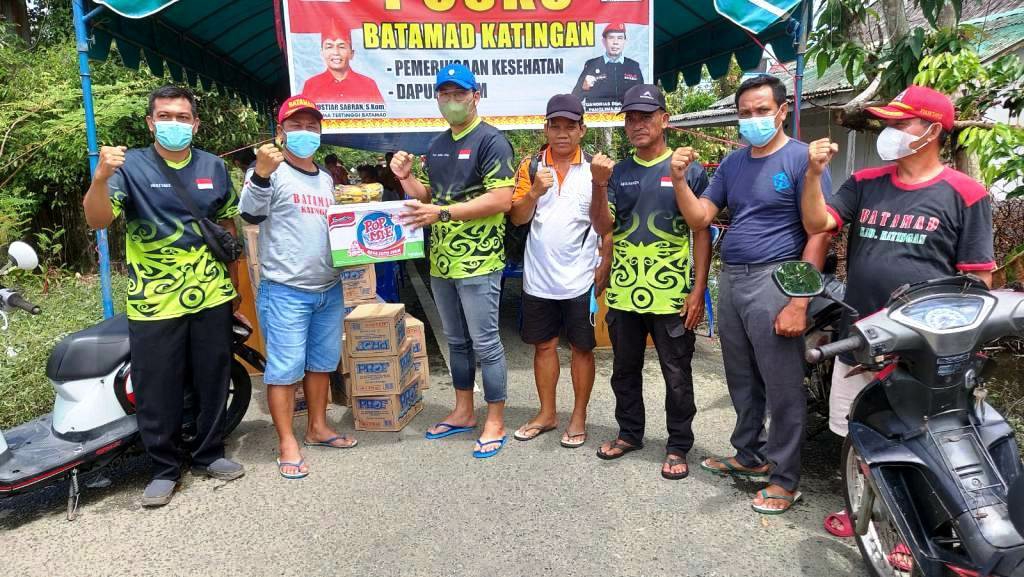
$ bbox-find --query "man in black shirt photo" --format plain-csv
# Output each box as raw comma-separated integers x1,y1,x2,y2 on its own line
571,23,644,113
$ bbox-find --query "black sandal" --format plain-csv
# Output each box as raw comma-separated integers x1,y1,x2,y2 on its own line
596,438,642,460
662,454,689,480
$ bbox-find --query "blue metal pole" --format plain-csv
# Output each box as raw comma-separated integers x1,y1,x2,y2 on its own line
792,0,810,139
73,0,114,319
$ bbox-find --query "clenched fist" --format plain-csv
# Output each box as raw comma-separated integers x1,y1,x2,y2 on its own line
582,75,597,91
670,147,698,183
391,150,414,181
95,146,127,182
590,153,615,188
531,166,555,197
254,143,284,179
807,138,838,176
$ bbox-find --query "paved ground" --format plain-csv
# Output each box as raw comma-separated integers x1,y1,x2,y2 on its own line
1,275,867,577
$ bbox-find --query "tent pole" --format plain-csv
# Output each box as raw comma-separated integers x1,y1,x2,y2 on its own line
792,0,810,139
73,0,114,319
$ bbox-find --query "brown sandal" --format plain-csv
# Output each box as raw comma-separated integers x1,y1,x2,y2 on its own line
596,438,642,460
662,454,689,480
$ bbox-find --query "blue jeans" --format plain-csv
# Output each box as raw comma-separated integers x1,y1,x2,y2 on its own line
430,271,506,403
257,280,344,385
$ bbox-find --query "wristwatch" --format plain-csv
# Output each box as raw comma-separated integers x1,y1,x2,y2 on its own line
439,208,452,223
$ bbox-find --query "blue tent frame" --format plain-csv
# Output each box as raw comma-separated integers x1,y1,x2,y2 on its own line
72,0,813,318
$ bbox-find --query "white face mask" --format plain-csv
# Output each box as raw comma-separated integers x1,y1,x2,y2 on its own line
876,124,936,161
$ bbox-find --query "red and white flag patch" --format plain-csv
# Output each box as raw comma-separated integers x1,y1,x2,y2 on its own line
458,149,471,160
660,176,673,187
196,178,214,190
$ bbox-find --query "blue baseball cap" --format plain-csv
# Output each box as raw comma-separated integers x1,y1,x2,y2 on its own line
436,63,478,91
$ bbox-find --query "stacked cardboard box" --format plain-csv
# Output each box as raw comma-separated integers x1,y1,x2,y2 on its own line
345,304,423,431
406,316,429,390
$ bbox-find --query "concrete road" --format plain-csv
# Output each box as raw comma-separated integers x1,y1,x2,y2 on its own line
0,278,867,577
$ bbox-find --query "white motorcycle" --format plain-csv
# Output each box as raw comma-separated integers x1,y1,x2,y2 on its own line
0,242,260,519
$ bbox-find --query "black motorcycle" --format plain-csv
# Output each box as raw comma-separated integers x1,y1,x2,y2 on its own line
775,261,1024,577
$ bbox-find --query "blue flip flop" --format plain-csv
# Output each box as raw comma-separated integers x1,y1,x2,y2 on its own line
276,458,308,480
473,436,508,459
425,422,475,440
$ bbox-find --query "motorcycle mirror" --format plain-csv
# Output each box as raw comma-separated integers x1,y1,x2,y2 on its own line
7,241,38,271
772,261,824,298
1010,476,1024,537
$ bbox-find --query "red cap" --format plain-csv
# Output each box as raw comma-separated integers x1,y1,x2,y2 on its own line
866,85,955,132
603,23,626,37
322,21,351,45
277,95,322,124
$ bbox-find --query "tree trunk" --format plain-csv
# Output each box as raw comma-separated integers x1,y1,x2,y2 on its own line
879,0,910,44
938,3,957,28
0,0,30,42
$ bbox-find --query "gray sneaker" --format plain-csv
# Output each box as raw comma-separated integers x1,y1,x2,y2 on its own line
142,479,177,507
192,458,245,481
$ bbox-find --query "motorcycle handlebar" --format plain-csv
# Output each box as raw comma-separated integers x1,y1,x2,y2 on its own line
806,335,864,364
6,292,41,315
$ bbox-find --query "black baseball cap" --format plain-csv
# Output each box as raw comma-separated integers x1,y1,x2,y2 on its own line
619,84,667,114
546,94,584,122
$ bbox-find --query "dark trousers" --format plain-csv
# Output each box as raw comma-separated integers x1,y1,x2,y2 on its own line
607,308,697,455
718,263,807,492
129,302,233,481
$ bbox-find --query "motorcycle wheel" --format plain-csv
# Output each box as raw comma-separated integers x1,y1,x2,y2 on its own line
842,438,923,577
223,360,252,438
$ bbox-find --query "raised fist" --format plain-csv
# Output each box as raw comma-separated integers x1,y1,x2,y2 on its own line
590,153,615,187
670,147,698,182
95,146,127,182
390,150,414,181
583,75,597,91
254,143,284,179
808,138,838,175
532,166,555,197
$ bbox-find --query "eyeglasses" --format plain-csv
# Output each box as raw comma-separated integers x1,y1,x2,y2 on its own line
437,89,473,103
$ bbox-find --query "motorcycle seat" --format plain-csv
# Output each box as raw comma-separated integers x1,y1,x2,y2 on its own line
46,314,130,382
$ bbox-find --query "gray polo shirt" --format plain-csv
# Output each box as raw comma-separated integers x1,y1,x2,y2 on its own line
240,161,340,292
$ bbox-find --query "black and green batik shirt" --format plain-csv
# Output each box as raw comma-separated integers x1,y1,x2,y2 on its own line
424,117,516,279
108,147,239,320
606,150,707,315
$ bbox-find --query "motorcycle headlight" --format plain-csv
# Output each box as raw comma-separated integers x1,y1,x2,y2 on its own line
897,296,985,331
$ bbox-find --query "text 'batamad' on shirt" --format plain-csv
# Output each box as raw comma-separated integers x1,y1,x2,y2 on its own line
108,147,239,321
424,116,516,280
606,151,709,315
512,147,599,300
702,139,833,265
826,164,995,320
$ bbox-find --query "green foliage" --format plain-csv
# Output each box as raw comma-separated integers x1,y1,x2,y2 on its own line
915,50,1024,197
0,272,128,429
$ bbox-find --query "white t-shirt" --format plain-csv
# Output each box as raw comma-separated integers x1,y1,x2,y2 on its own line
515,149,601,300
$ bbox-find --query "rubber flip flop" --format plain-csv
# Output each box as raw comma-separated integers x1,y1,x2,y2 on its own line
700,457,770,480
425,422,475,440
887,543,914,572
661,454,689,480
824,510,854,538
304,435,357,449
751,489,803,515
473,436,508,459
596,439,642,460
513,424,557,442
276,458,308,480
560,431,587,449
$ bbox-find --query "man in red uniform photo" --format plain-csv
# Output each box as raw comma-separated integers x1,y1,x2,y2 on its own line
301,23,383,104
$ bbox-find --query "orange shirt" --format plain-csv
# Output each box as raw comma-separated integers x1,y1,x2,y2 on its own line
512,147,583,201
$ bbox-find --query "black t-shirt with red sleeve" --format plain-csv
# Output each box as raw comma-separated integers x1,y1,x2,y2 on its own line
827,165,995,319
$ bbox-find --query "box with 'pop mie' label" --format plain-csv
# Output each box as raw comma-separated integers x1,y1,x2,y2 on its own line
328,201,425,267
351,339,415,397
352,376,422,432
344,303,407,358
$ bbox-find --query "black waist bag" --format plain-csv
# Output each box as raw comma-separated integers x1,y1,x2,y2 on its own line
151,147,242,263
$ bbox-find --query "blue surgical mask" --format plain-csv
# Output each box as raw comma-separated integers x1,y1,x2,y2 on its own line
738,108,782,148
154,121,194,151
284,130,321,159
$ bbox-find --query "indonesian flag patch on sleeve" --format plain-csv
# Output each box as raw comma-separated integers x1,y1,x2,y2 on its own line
458,149,471,160
660,176,673,187
196,178,214,190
